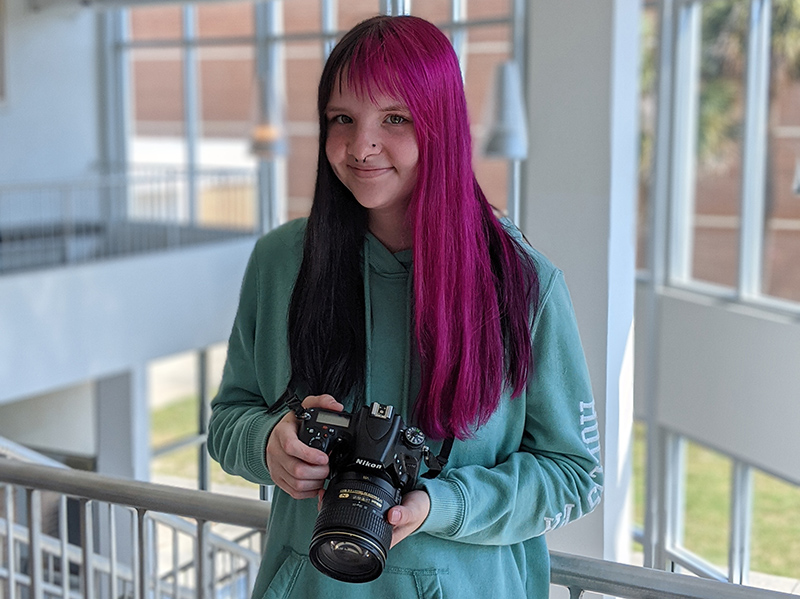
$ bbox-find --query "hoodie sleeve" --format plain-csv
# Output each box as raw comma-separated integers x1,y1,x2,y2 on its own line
417,268,604,544
206,241,291,487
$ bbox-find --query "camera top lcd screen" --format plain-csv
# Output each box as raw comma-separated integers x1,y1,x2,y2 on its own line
317,412,351,428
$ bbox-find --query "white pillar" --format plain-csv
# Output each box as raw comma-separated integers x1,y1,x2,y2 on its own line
95,368,150,481
522,0,640,563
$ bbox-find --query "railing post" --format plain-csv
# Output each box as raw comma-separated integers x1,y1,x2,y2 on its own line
109,505,119,599
59,496,69,599
196,519,209,599
136,509,147,599
568,587,585,599
80,499,94,599
5,486,16,599
26,489,43,599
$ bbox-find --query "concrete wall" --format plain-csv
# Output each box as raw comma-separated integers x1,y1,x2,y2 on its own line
0,0,98,183
0,381,95,455
0,238,255,404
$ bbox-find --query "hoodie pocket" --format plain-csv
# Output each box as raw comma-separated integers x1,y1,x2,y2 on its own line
262,552,304,599
262,550,446,599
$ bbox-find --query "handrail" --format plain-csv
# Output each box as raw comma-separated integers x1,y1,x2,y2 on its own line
1,457,796,599
0,436,67,468
549,551,795,599
0,457,269,529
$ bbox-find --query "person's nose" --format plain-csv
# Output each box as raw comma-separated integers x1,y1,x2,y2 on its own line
348,125,379,163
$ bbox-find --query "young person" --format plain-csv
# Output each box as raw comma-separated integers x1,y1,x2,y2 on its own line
208,15,603,598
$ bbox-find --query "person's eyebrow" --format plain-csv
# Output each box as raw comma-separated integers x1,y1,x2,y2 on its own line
379,104,410,113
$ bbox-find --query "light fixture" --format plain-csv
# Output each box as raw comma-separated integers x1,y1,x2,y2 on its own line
484,60,529,225
793,156,800,195
484,61,529,161
250,122,287,160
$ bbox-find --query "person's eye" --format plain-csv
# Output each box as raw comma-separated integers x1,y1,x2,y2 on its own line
330,114,352,125
386,114,408,125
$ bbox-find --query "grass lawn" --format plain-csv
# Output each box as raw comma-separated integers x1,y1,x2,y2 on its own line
151,395,256,491
633,422,800,579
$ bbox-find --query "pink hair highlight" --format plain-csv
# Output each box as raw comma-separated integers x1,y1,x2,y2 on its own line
336,17,535,439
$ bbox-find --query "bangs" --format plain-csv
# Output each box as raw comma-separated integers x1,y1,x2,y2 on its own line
332,26,410,111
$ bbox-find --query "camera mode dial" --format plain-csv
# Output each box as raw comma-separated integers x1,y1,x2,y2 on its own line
403,427,425,448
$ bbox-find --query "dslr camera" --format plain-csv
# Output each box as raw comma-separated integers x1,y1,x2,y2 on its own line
297,402,434,583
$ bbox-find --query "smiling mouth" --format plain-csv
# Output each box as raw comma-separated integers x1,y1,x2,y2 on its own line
348,166,392,179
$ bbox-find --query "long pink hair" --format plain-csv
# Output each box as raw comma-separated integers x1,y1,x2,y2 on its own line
300,15,538,439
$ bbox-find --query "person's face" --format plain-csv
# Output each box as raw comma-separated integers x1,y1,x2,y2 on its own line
325,81,419,223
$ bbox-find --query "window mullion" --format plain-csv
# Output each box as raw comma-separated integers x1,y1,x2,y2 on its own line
182,5,200,226
738,0,772,300
668,1,702,284
729,461,753,585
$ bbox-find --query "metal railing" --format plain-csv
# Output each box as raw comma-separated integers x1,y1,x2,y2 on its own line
0,457,266,599
0,456,796,599
0,168,258,275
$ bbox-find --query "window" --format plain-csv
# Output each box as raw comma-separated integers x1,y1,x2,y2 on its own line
657,0,800,304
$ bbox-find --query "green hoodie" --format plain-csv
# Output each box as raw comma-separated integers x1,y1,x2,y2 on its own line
208,218,603,598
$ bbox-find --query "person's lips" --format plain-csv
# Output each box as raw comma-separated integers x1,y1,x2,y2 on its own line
348,166,392,179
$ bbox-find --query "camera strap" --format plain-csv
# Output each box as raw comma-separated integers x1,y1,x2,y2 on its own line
267,375,311,419
421,437,454,479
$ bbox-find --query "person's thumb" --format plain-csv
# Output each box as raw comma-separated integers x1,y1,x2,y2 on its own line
387,506,404,526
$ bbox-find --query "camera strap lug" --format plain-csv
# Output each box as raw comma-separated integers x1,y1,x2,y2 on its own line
421,437,454,479
268,376,312,419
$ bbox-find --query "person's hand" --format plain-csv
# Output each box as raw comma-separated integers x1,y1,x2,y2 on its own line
266,394,343,499
387,490,430,548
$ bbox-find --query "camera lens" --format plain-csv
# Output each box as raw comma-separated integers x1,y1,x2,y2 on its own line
308,471,399,583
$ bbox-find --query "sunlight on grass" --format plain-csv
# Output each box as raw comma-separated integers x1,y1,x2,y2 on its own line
633,423,800,579
152,395,258,493
752,470,800,577
151,395,199,448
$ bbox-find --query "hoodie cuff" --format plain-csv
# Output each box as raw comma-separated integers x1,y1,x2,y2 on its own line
244,408,288,483
416,477,466,538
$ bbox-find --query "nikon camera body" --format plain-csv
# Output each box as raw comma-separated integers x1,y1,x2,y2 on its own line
297,402,428,583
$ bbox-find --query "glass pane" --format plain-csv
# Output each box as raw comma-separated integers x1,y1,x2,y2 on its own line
413,0,450,26
749,470,800,591
468,0,511,19
339,1,382,32
763,0,800,303
152,445,200,489
680,439,732,574
691,1,748,288
199,46,256,139
130,6,183,42
149,352,200,450
286,41,324,220
198,170,257,230
131,47,185,144
197,2,254,38
284,0,321,33
638,6,659,270
209,459,260,499
633,421,647,529
465,25,511,213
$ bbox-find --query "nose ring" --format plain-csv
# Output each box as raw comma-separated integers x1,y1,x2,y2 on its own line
355,144,377,163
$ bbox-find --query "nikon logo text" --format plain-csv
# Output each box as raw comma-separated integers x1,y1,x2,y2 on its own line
355,458,382,470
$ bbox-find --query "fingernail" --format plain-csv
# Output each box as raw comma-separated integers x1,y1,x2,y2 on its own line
388,510,399,525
